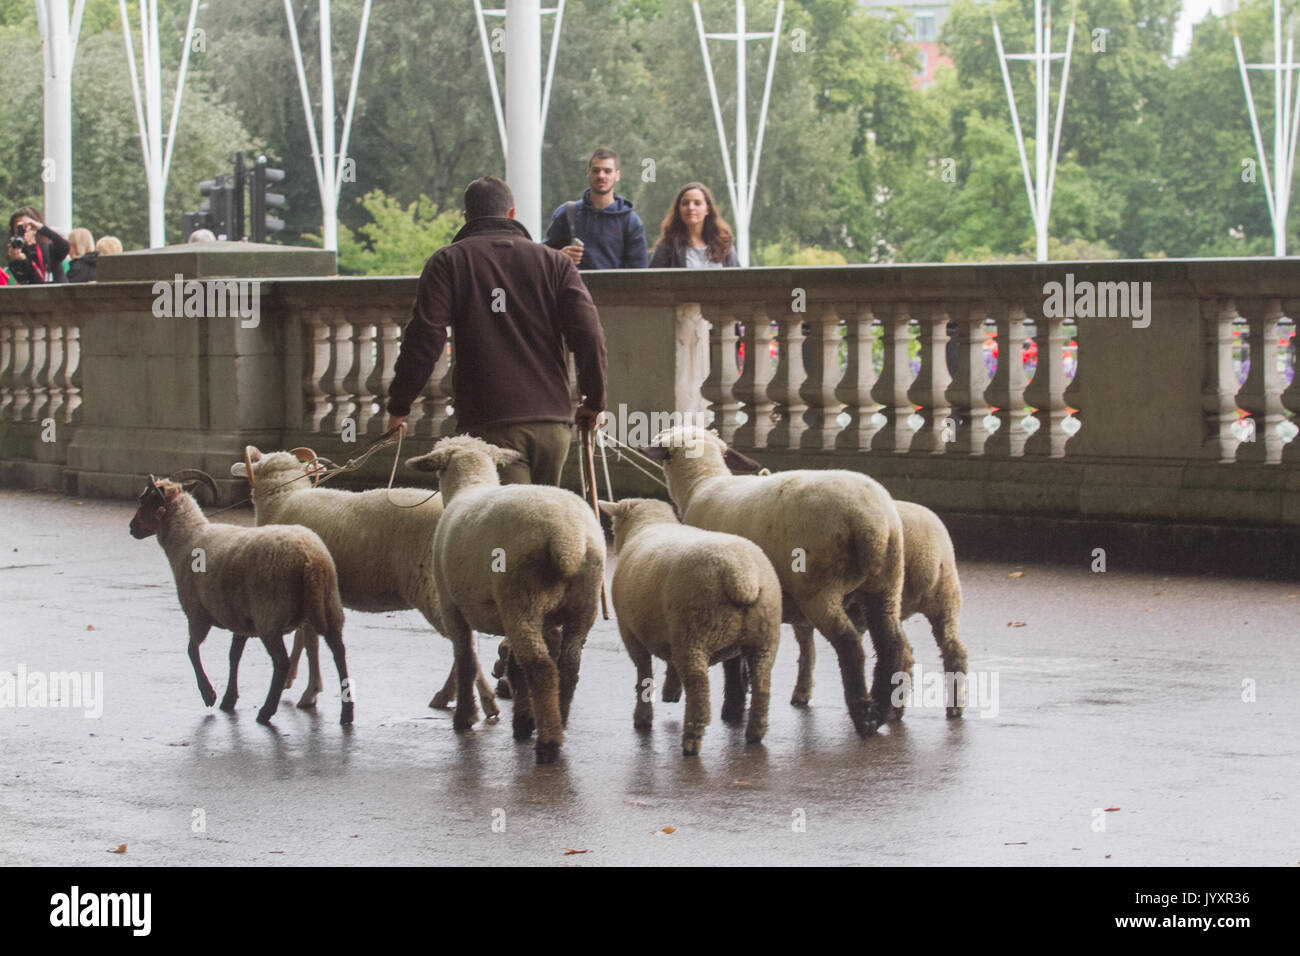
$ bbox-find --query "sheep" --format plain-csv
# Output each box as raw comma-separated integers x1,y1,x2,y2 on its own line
666,499,970,719
640,426,911,736
230,447,498,718
128,472,352,725
598,498,780,755
405,435,605,763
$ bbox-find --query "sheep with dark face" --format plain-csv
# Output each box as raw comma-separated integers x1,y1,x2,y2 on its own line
406,436,605,764
599,498,780,755
641,427,911,735
230,447,498,718
129,472,352,725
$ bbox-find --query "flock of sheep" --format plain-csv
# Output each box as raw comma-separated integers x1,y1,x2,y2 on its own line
128,426,969,763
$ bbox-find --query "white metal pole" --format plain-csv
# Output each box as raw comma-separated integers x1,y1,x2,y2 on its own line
335,0,372,189
473,0,509,159
319,0,338,251
540,0,565,140
39,0,74,235
993,21,1038,227
747,0,783,214
734,0,749,266
1035,4,1047,261
505,0,542,239
692,1,740,218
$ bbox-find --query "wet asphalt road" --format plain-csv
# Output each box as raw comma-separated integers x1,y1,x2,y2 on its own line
0,488,1296,866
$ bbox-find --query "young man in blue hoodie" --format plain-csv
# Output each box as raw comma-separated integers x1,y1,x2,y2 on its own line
543,147,648,269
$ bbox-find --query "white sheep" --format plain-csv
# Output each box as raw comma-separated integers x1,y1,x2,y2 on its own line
128,472,353,725
230,447,498,718
641,426,912,735
405,435,605,764
598,498,780,755
670,498,971,719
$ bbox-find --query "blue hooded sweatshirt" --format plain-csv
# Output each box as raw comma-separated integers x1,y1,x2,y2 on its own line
543,189,648,270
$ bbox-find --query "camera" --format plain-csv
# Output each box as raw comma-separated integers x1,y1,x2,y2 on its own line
8,236,24,250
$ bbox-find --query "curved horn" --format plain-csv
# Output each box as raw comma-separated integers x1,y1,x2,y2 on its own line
168,469,219,503
289,447,325,486
289,447,318,463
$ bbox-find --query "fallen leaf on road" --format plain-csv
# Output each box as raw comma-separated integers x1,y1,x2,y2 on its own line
1008,571,1025,578
625,800,645,807
108,844,126,854
656,826,676,836
563,848,590,855
732,779,751,787
86,625,95,631
1007,621,1027,627
1104,807,1121,812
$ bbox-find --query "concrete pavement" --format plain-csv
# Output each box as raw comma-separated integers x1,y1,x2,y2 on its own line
0,488,1296,866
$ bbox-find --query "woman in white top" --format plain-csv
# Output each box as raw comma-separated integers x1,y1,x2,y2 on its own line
649,182,740,268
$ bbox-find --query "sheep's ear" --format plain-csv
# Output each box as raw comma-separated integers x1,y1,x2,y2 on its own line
230,461,248,479
244,445,263,463
723,447,765,473
492,447,524,467
596,499,620,518
637,445,671,464
405,452,442,473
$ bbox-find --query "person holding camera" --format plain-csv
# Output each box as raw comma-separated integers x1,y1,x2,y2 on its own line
7,207,70,284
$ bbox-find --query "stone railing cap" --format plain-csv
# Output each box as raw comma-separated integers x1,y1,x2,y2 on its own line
96,241,337,282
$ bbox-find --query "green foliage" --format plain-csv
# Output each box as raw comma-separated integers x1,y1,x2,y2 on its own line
320,190,463,275
753,242,848,265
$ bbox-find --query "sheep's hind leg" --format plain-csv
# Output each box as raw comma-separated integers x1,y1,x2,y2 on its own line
283,626,304,690
720,656,746,722
674,649,711,756
804,599,876,737
511,623,564,764
441,609,481,732
618,627,654,730
933,611,968,718
661,663,682,702
791,622,815,706
256,634,291,724
860,593,913,725
429,659,457,709
320,626,354,726
295,625,323,710
187,620,217,708
506,650,534,741
220,636,248,712
744,642,775,745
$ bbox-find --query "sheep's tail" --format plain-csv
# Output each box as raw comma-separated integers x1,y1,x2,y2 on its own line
548,535,588,579
305,553,345,641
720,560,761,607
847,498,903,592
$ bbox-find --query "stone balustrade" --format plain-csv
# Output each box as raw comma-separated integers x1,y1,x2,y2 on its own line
2,252,1298,570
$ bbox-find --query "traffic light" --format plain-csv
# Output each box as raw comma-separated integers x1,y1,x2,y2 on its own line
251,156,286,242
198,175,235,239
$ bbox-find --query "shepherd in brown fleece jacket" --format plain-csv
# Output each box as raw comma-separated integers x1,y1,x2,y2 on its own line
385,175,607,485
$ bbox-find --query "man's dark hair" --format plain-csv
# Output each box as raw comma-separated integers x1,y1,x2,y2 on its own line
589,147,619,170
463,176,514,220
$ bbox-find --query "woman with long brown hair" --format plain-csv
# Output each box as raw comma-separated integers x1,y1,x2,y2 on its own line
649,182,739,268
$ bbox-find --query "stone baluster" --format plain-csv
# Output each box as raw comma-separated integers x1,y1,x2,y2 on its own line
699,303,742,443
983,301,1030,456
766,301,809,449
907,304,953,454
1281,299,1300,464
871,303,913,453
731,302,776,448
348,311,379,437
799,302,846,449
323,310,358,437
44,320,66,426
1234,298,1286,464
62,318,82,426
944,302,993,455
0,318,15,422
24,319,49,425
834,301,881,451
365,316,402,437
1200,299,1241,463
1061,317,1083,456
302,311,333,432
411,332,455,439
1023,303,1070,457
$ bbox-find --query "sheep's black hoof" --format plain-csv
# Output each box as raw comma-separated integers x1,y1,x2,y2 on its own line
340,702,354,726
219,694,237,713
850,704,878,737
790,690,811,707
513,715,535,740
256,707,276,725
661,687,681,703
681,734,702,756
296,697,318,710
429,690,453,709
495,678,513,700
720,701,745,722
745,727,767,745
946,707,964,719
452,709,479,732
200,686,217,708
535,740,560,764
